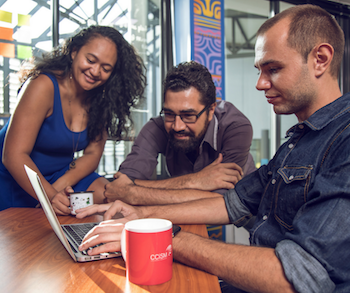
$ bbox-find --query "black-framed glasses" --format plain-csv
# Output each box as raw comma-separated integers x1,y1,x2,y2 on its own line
160,105,210,124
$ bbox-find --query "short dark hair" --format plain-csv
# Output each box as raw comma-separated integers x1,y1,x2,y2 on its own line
163,61,216,107
257,4,345,78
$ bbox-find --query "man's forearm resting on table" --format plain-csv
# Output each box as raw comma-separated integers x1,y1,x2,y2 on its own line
172,231,296,293
132,170,226,190
132,175,196,190
132,197,230,225
131,159,242,192
118,185,223,205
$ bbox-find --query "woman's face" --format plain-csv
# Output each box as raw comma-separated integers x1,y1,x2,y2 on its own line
71,36,118,92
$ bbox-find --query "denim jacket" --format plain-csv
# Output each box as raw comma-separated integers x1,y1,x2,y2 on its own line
224,92,350,293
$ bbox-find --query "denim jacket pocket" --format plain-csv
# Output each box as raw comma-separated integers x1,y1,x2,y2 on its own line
275,166,313,230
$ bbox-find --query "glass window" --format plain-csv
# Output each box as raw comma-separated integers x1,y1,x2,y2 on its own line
0,0,42,128
0,0,161,178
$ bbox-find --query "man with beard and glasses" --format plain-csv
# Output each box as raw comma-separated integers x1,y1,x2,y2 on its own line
103,61,255,205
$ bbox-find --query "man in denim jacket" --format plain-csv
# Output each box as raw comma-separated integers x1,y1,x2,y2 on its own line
78,4,349,293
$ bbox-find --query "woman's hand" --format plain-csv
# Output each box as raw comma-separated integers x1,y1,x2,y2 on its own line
51,186,72,215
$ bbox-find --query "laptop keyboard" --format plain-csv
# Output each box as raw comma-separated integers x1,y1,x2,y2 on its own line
62,223,99,253
62,223,119,256
64,223,97,243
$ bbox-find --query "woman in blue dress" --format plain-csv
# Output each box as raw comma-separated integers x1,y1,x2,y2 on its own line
0,26,146,215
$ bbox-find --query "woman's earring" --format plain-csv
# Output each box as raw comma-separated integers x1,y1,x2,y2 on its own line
102,87,106,99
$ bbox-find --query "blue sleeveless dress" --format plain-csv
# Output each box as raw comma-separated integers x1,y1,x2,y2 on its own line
0,73,100,211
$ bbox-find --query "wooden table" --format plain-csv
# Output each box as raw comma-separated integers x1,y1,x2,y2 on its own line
0,208,221,293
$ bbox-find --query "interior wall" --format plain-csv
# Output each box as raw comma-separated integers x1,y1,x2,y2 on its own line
226,57,270,140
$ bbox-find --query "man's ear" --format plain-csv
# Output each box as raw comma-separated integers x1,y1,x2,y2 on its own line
311,43,334,78
208,102,217,121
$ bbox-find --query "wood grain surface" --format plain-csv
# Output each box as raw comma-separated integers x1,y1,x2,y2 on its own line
0,208,220,293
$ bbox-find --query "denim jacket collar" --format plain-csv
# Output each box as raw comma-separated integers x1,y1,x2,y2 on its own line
286,93,350,136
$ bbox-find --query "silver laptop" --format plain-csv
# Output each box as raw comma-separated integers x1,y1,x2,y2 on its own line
24,164,121,262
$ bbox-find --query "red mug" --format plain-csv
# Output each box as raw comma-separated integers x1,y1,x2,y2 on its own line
121,218,173,285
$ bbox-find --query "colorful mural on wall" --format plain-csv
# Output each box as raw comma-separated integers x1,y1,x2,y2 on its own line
191,0,225,101
190,0,226,241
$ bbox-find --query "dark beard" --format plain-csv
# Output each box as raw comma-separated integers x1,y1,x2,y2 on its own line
169,119,209,153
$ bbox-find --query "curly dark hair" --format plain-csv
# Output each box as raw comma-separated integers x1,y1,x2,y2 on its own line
20,25,147,141
162,61,216,107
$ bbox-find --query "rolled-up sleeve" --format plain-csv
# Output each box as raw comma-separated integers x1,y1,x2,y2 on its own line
224,188,253,227
275,240,335,293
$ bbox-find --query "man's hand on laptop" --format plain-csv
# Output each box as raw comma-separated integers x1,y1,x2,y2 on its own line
76,200,142,255
78,220,126,255
75,202,113,218
75,200,141,221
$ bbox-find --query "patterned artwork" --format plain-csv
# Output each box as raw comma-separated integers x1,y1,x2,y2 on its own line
207,224,226,241
191,0,225,100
